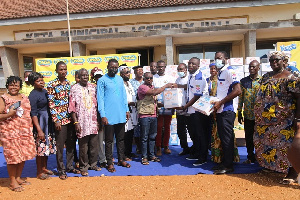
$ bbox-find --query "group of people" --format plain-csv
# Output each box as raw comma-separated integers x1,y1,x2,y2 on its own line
1,50,300,192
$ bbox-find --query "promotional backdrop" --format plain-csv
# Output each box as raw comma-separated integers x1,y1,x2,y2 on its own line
277,41,300,70
35,53,139,84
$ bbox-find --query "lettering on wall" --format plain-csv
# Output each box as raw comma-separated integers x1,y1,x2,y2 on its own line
15,17,247,40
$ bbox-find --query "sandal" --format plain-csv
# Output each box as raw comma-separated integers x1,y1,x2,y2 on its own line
141,158,149,165
37,173,50,180
9,186,24,192
150,157,161,162
59,172,68,180
81,171,89,176
67,169,81,174
18,180,31,185
107,164,116,173
43,169,54,175
90,166,102,171
279,178,297,185
99,162,107,168
117,161,131,168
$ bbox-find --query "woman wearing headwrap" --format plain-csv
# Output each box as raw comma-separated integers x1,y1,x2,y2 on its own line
254,51,300,184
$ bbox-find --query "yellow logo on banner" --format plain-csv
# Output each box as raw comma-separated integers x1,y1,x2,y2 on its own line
37,59,52,66
87,57,102,64
35,53,139,84
70,58,85,65
121,55,137,62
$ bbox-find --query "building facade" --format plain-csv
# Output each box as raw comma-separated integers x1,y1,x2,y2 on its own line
0,0,300,89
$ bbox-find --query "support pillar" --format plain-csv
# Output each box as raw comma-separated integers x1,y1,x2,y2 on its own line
72,42,86,57
0,47,20,78
165,36,174,65
244,30,256,58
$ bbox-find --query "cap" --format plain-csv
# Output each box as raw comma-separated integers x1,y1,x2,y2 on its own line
91,67,103,76
94,69,104,76
119,64,128,72
132,65,143,70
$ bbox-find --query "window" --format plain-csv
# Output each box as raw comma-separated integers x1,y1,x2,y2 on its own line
256,43,275,63
177,44,231,63
23,56,34,71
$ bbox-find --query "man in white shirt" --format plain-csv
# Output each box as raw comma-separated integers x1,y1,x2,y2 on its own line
175,63,193,155
211,51,241,175
153,60,175,155
181,57,210,166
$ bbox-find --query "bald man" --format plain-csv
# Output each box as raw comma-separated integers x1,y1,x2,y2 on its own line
237,60,261,164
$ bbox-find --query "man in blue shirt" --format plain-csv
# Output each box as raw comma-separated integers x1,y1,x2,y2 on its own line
97,59,130,172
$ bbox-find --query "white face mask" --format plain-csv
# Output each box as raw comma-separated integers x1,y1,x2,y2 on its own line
177,71,185,78
215,59,224,69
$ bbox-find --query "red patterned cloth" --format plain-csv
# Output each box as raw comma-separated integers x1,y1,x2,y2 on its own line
0,94,36,164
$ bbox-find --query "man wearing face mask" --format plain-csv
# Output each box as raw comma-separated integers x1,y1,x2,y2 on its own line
210,51,242,175
97,59,131,173
175,63,193,155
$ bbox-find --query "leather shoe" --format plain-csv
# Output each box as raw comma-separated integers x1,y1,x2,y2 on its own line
179,148,190,156
213,167,234,175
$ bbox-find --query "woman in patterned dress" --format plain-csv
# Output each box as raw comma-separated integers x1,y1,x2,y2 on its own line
28,72,56,180
0,76,36,192
207,63,240,163
254,51,300,184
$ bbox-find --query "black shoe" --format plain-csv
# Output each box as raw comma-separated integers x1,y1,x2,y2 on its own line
213,167,234,175
212,164,223,170
179,148,190,156
193,160,207,166
186,155,198,160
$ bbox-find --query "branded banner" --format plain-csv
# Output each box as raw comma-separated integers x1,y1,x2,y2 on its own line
35,53,139,84
277,41,300,70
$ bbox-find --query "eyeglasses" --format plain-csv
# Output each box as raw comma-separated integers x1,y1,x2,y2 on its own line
145,77,153,80
269,58,282,63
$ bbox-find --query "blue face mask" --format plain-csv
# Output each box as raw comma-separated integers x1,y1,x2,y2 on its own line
177,71,185,78
215,59,224,69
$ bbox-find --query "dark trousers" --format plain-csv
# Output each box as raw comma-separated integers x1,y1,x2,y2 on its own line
216,111,236,168
55,124,76,173
104,123,126,165
124,129,134,157
78,134,100,172
176,114,193,150
244,118,255,161
194,112,210,162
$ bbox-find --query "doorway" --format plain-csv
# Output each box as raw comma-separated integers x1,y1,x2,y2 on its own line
117,48,154,67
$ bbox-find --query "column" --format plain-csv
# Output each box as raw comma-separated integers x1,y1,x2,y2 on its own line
72,42,86,57
0,47,20,78
165,36,174,65
244,30,256,58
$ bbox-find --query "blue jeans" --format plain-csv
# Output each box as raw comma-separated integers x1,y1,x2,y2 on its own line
139,117,157,159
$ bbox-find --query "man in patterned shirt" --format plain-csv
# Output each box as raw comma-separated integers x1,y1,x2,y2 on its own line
238,60,261,164
47,61,79,180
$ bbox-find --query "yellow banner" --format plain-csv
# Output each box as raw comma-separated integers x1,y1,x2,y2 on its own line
35,53,139,84
277,41,300,70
